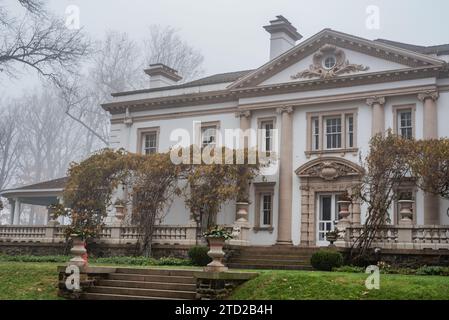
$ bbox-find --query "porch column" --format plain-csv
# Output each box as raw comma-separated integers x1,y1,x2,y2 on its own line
276,106,294,245
235,110,252,206
8,199,15,225
418,90,440,225
13,198,21,225
233,111,252,244
366,96,386,136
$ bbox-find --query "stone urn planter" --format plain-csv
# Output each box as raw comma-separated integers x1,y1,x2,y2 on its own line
398,200,414,224
204,236,228,272
235,202,249,223
337,200,351,220
114,204,125,221
69,234,88,268
203,226,233,273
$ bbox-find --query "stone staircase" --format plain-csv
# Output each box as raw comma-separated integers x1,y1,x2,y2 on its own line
227,246,319,270
82,268,197,300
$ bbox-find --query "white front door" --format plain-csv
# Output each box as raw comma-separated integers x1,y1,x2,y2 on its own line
316,194,340,246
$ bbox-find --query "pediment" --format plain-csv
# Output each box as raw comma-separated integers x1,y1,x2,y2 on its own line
229,29,446,89
295,157,364,181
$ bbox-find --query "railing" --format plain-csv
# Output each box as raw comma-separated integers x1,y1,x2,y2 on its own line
0,224,238,246
343,225,449,250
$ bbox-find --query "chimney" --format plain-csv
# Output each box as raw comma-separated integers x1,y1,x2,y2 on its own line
263,15,302,60
144,63,182,88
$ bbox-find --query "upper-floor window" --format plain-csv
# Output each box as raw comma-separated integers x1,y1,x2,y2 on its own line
393,105,415,140
201,125,218,148
306,110,357,155
259,119,275,153
346,115,354,148
398,110,412,139
311,117,320,151
261,194,273,227
325,117,342,149
137,127,159,155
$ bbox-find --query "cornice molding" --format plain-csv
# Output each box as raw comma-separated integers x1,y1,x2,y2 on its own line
237,84,438,112
417,90,439,102
102,90,235,115
231,66,442,98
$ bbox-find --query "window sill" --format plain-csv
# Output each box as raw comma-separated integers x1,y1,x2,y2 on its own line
305,148,359,158
253,226,274,233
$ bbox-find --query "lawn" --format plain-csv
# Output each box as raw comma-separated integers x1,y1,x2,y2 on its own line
1,262,448,300
0,262,62,300
230,270,449,300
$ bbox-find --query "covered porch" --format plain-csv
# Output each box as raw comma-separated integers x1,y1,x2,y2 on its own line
0,177,67,226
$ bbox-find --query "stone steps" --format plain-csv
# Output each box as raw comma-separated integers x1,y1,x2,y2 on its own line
97,279,196,291
227,246,318,270
82,267,197,300
81,292,185,300
87,286,196,299
230,258,312,266
227,263,313,270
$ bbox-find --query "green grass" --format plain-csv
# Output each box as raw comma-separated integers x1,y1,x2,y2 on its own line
0,262,62,300
1,261,448,300
230,270,449,300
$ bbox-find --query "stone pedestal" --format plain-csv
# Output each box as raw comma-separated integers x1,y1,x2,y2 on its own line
69,234,87,268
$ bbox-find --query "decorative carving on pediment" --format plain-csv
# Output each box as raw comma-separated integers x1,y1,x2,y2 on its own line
291,44,369,80
295,157,364,181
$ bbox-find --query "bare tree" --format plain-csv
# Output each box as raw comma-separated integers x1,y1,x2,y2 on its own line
143,25,204,82
0,1,90,84
0,101,23,190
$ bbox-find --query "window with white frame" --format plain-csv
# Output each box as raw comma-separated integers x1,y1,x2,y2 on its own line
143,132,158,154
138,128,159,155
311,117,320,151
397,109,413,139
325,117,342,149
346,115,354,148
307,111,357,154
201,125,217,148
260,120,274,152
261,194,272,226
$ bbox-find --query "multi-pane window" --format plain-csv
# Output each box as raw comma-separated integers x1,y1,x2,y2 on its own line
308,112,356,153
311,117,320,151
143,132,158,154
201,126,217,148
398,110,413,139
261,194,272,226
325,117,342,149
260,120,274,152
346,116,354,148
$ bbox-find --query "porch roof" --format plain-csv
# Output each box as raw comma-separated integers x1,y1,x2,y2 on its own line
0,177,67,202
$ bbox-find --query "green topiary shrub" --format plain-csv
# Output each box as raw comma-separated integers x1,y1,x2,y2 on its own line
157,257,191,266
188,245,211,266
310,250,343,271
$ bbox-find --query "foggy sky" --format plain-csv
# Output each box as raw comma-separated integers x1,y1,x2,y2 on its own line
2,0,449,97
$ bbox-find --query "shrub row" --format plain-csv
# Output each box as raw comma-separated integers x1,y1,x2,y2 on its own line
0,254,191,266
333,264,449,276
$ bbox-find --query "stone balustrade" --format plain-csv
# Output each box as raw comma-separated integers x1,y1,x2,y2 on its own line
0,224,244,246
341,224,449,250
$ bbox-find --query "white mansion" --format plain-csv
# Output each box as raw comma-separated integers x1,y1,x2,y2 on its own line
2,16,449,249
